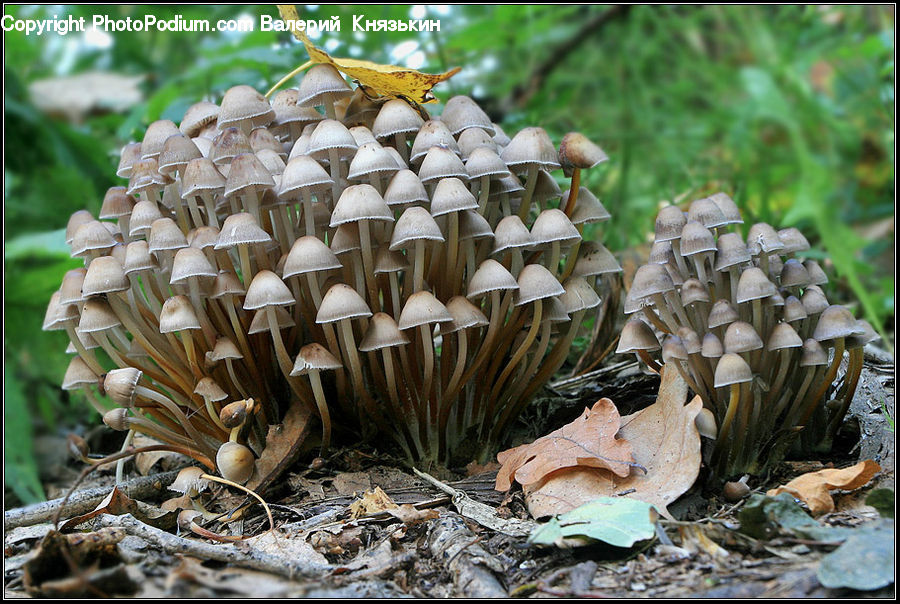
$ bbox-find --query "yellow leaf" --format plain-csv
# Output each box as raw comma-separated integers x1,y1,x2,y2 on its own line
276,5,460,104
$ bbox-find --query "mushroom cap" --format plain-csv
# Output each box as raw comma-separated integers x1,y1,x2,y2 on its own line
564,187,611,224
330,224,362,255
767,322,804,351
99,187,136,220
559,277,601,314
249,127,284,156
181,158,226,197
188,226,221,251
180,101,219,137
679,221,717,257
530,209,580,247
243,270,295,310
116,142,143,179
127,157,172,195
723,321,763,353
103,367,143,406
801,286,830,315
847,320,879,348
389,206,444,250
194,377,228,401
441,95,494,136
278,155,334,198
430,177,478,217
515,264,566,306
62,356,98,390
82,256,129,296
297,64,353,107
714,353,753,387
681,278,710,306
158,133,202,175
573,242,621,277
714,232,752,271
211,270,246,298
701,332,724,358
459,131,500,163
58,268,88,306
458,210,494,242
347,142,400,180
248,306,295,334
291,342,343,375
219,400,249,429
410,120,460,163
283,235,342,277
128,201,164,238
467,259,519,298
616,319,661,353
799,338,829,367
441,296,490,334
170,247,217,284
558,132,608,174
148,217,188,253
695,408,718,439
687,197,728,229
271,89,323,130
210,127,253,165
215,213,272,249
218,85,274,130
372,98,425,139
746,223,784,255
492,215,533,254
677,326,702,354
216,442,255,484
779,259,810,289
398,290,453,329
330,184,393,226
708,192,743,225
77,297,122,334
661,335,688,362
492,122,511,146
316,283,372,323
71,221,117,257
783,295,808,323
384,169,429,207
802,260,829,286
777,227,810,254
500,127,560,171
122,240,159,275
418,146,468,183
307,119,358,158
654,205,687,243
735,267,778,303
159,295,201,332
224,153,275,197
208,336,243,361
141,120,181,160
812,305,864,342
374,247,409,273
628,263,675,300
359,313,410,351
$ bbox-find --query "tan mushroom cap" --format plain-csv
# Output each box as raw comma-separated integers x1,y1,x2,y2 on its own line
127,158,172,195
564,187,611,224
492,215,533,254
158,134,202,175
707,299,740,329
372,99,424,139
723,321,763,354
708,192,742,225
500,127,560,171
441,296,490,334
573,242,622,277
128,201,164,238
681,278,710,306
62,356,99,390
714,232,751,271
389,206,444,250
218,85,274,131
679,221,717,257
559,277,601,313
77,297,122,333
122,240,159,275
316,283,372,323
799,338,829,367
117,142,142,179
458,128,499,160
398,290,453,330
82,255,129,296
194,377,228,402
297,63,353,107
99,187,136,220
170,247,218,284
359,313,410,351
215,213,272,249
180,101,219,137
777,227,810,254
347,142,401,180
465,146,508,179
410,120,460,163
243,270,295,310
746,223,784,255
558,132,608,174
687,197,729,229
330,184,393,227
812,305,864,342
103,367,143,405
628,263,675,300
430,177,478,217
767,322,803,351
248,306,295,334
530,209,580,247
292,342,343,375
735,267,778,303
418,146,468,183
515,264,566,306
384,169,429,206
654,205,687,243
374,247,409,273
441,95,494,136
307,119,358,158
211,126,253,165
211,270,246,298
58,267,88,306
278,155,334,199
780,259,810,289
148,217,188,253
801,286,829,315
224,153,275,197
141,120,181,160
701,332,723,358
714,353,753,387
283,235,342,278
330,224,362,255
616,319,661,353
70,221,117,257
159,295,202,332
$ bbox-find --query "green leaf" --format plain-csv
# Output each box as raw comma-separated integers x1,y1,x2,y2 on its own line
866,489,894,519
817,521,895,591
3,365,45,504
528,497,657,549
739,493,850,542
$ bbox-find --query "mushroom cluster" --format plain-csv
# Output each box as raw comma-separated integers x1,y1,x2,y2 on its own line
45,64,618,474
618,196,876,477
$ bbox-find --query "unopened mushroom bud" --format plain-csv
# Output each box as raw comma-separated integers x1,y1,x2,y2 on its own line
67,434,91,461
103,407,131,431
723,476,751,502
695,408,717,440
220,400,250,429
103,367,142,407
216,441,255,484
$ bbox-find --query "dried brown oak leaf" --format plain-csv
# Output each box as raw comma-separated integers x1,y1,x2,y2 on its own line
495,398,636,492
523,366,702,520
767,459,882,515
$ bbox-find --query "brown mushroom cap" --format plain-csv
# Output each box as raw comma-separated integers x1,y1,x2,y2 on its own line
812,305,864,342
558,132,608,175
467,259,519,299
767,322,803,351
500,127,560,172
654,205,687,243
616,319,661,353
316,283,372,324
714,353,753,387
243,270,295,310
441,96,495,136
515,264,566,306
398,291,453,330
359,313,410,351
723,321,763,354
735,267,778,303
159,295,202,333
291,342,343,375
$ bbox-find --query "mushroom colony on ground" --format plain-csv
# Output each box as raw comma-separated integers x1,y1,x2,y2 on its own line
44,63,619,477
619,198,878,478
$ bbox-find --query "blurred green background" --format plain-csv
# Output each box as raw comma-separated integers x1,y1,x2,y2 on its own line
4,5,894,504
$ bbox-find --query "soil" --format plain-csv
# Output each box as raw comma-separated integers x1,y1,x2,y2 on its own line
4,357,895,598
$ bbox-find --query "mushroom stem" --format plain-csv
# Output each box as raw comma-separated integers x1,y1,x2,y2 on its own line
477,175,491,215
306,370,332,453
419,324,437,445
805,338,845,423
825,346,864,440
357,221,380,307
115,429,135,484
651,292,680,333
563,171,581,216
413,240,426,292
134,385,218,459
637,349,662,373
488,301,542,419
516,165,539,222
712,383,742,476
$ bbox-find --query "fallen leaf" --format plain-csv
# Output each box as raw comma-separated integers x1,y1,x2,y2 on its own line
60,486,177,531
817,520,895,591
23,528,131,597
495,398,636,493
247,402,313,494
767,459,882,515
133,434,188,475
277,5,460,104
866,488,894,519
386,504,440,525
527,497,657,549
348,486,398,519
678,524,730,559
739,492,850,542
522,366,702,519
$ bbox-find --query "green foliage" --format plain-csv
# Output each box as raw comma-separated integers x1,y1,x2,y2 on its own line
4,5,893,499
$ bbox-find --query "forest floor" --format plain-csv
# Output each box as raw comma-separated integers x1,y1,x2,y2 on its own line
4,353,895,598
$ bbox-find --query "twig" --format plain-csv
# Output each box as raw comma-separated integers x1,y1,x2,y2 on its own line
427,513,507,598
4,470,179,531
412,468,537,537
95,514,330,579
550,360,638,390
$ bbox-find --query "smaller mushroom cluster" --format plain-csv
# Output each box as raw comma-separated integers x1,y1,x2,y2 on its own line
44,64,619,477
618,195,877,477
